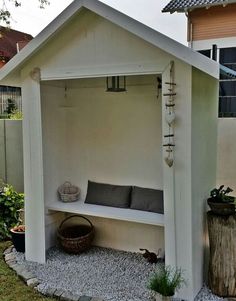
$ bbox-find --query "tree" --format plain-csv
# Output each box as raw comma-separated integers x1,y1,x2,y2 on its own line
0,0,50,25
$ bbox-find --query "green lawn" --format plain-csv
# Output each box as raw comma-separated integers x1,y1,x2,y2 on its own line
0,241,55,301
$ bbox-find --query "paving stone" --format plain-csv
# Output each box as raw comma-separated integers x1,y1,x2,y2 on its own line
11,264,25,273
60,291,80,301
8,262,19,270
5,259,16,266
18,269,34,282
54,288,65,298
45,287,57,297
27,278,40,287
5,253,16,261
79,297,92,301
3,246,14,255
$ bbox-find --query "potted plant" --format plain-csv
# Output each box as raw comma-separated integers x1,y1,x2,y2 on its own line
148,265,186,301
10,224,25,252
207,185,235,216
10,208,25,252
0,182,24,251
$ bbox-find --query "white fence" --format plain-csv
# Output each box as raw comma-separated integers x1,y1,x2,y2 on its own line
0,120,23,192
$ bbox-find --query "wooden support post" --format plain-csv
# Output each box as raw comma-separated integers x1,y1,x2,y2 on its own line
207,211,236,297
22,67,46,263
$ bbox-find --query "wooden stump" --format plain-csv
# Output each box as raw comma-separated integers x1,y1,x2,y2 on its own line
207,211,236,297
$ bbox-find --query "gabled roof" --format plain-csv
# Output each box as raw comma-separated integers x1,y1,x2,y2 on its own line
0,0,218,82
162,0,236,13
0,27,32,61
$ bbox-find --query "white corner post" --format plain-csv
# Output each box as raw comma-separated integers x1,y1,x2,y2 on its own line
21,67,46,263
162,62,177,267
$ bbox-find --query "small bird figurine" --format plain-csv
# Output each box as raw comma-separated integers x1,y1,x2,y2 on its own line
139,248,164,264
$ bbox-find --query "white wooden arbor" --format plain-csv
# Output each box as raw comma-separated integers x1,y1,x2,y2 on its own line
0,1,219,300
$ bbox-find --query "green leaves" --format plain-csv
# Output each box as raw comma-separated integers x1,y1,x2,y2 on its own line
210,185,235,203
0,0,50,25
0,183,24,240
148,265,186,297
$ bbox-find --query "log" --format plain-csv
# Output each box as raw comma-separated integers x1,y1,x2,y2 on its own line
207,211,236,297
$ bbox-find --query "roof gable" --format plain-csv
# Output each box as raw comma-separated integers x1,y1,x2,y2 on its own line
36,11,175,80
162,0,236,13
0,0,218,82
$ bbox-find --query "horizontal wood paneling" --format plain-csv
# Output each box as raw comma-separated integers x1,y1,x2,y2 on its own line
188,4,236,41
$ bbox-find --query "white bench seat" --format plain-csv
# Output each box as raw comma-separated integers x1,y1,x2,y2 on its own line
47,201,164,226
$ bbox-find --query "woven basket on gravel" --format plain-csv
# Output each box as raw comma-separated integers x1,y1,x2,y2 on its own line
57,181,80,202
57,215,94,254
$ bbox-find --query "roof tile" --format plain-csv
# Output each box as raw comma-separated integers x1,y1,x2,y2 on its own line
0,27,33,62
162,0,234,13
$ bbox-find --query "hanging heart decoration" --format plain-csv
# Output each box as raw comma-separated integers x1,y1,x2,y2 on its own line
165,111,175,126
165,156,174,167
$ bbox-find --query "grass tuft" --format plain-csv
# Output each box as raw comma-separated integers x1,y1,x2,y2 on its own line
148,265,186,297
0,241,55,301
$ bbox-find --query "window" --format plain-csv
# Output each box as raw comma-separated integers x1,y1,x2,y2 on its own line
219,47,236,117
199,47,236,118
198,49,211,58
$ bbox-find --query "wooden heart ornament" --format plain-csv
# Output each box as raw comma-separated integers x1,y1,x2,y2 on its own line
165,111,175,126
165,156,173,167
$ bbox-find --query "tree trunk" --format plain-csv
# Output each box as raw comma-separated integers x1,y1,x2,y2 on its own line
207,211,236,297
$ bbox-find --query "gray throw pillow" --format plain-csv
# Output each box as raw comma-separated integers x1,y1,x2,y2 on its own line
85,181,131,208
130,186,164,214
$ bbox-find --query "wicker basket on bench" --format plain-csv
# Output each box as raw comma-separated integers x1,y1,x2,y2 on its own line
58,181,80,202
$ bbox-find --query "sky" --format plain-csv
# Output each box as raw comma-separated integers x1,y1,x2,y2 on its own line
4,0,187,45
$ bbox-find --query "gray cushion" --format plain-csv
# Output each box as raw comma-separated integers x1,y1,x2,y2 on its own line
130,186,164,213
85,181,131,208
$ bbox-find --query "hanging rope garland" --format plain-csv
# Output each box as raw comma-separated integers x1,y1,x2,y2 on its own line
163,61,176,167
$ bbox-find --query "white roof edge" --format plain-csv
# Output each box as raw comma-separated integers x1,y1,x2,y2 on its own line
0,0,219,81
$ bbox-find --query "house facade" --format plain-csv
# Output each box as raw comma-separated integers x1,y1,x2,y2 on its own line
0,0,219,300
0,27,32,116
163,0,236,196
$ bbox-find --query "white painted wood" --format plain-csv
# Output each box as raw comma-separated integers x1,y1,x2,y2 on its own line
0,4,219,300
172,61,194,300
191,36,236,51
41,65,163,81
191,68,218,299
0,0,218,82
47,202,164,226
41,76,163,208
38,13,172,81
21,69,46,263
162,63,177,267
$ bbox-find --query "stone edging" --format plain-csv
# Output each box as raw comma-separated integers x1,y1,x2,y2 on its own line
3,245,103,301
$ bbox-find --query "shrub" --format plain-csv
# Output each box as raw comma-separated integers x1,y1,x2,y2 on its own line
0,182,24,240
4,98,17,115
148,265,186,297
9,110,23,120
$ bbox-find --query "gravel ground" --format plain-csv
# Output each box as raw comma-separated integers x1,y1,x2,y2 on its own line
195,286,225,301
14,247,226,301
15,247,159,301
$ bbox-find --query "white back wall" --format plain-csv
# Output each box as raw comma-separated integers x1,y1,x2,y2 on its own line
65,76,163,199
41,85,69,202
42,75,163,201
41,75,164,253
217,119,236,192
